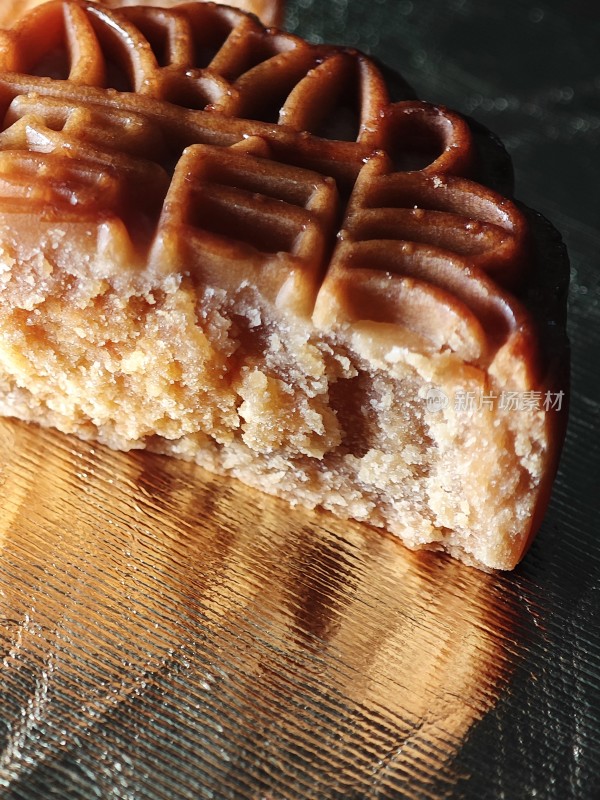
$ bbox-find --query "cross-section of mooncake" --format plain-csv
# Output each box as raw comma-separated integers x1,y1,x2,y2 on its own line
0,0,569,568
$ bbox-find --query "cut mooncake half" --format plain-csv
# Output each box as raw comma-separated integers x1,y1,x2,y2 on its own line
0,0,568,568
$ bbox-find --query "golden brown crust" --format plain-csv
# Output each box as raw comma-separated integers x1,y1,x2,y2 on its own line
0,0,284,29
0,1,569,569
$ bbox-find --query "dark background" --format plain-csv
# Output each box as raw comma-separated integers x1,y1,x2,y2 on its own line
287,0,600,796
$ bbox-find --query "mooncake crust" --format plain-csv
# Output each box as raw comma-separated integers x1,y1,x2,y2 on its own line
0,0,569,568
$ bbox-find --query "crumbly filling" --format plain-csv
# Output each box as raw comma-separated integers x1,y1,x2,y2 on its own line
0,241,548,569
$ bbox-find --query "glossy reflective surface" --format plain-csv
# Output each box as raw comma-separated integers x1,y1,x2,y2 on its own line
1,418,526,798
1,0,599,797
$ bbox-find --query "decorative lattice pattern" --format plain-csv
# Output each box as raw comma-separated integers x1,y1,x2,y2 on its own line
0,0,533,364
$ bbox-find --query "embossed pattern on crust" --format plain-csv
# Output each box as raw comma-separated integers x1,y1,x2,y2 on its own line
0,0,537,376
0,1,568,570
0,0,284,29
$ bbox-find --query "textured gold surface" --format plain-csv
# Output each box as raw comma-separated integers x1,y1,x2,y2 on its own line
0,417,523,796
